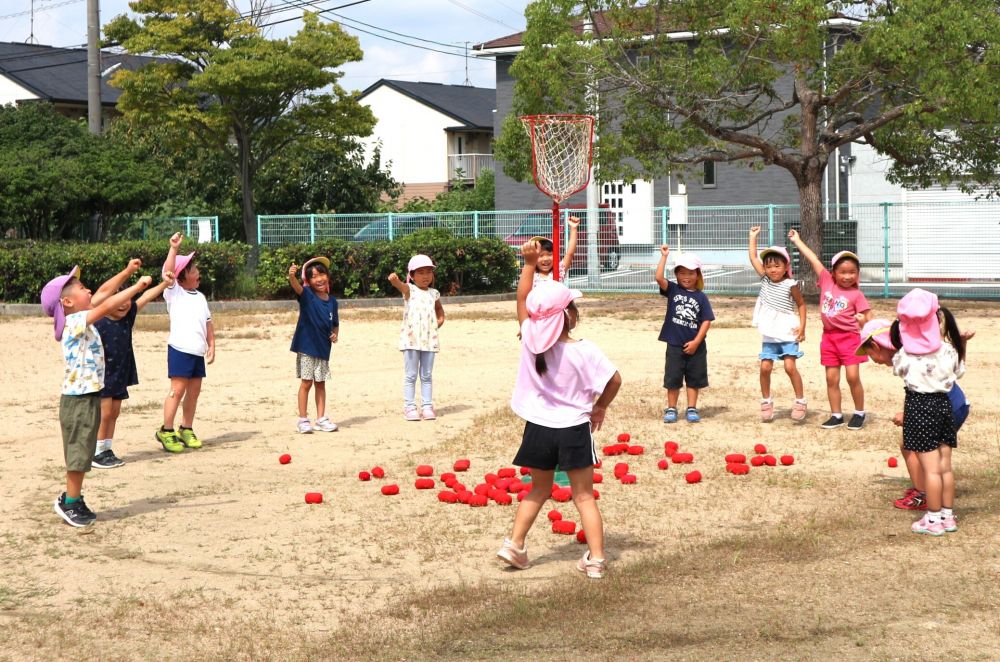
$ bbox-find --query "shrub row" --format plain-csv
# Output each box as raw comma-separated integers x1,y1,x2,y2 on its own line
0,229,519,303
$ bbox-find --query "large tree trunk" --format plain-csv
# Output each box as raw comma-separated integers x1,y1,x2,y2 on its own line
236,130,259,273
796,168,825,297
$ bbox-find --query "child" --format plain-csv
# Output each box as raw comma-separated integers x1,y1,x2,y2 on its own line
654,244,714,423
497,240,622,579
531,215,580,284
93,261,175,468
41,263,152,526
788,229,872,430
288,257,340,433
155,232,216,453
889,289,966,535
748,226,808,422
388,254,445,421
856,318,971,512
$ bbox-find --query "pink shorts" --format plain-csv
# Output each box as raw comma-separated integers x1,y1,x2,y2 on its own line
820,330,868,367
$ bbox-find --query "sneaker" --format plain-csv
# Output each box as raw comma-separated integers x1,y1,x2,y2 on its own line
54,492,95,527
820,415,844,429
846,413,866,431
297,419,314,434
314,416,338,432
404,407,420,422
686,408,701,423
576,550,606,579
760,400,775,422
941,515,958,533
911,514,945,536
92,449,121,469
421,406,437,421
155,428,185,453
791,400,807,422
663,407,678,424
496,538,531,569
894,488,927,511
177,427,202,449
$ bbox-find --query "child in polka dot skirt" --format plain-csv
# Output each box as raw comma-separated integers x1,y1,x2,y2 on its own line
891,289,966,536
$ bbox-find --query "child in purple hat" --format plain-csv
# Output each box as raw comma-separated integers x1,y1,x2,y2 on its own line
41,261,153,527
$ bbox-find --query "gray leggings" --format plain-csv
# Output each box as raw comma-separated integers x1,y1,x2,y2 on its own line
403,349,435,409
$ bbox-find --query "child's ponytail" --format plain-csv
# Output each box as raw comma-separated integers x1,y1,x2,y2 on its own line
534,353,548,376
939,307,966,363
889,319,902,350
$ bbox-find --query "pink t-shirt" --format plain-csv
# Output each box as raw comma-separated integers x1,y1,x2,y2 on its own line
818,270,870,333
511,339,617,428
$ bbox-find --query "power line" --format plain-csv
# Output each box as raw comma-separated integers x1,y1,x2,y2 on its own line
0,0,84,22
444,0,518,31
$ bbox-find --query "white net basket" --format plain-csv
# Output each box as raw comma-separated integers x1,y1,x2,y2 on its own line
521,114,595,203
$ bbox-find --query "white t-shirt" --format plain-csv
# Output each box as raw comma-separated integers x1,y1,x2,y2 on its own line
892,343,965,393
163,284,212,356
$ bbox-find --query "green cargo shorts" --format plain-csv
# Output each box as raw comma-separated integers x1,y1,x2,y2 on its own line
60,393,101,472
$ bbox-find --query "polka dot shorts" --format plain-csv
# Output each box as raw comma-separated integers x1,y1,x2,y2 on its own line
903,389,957,452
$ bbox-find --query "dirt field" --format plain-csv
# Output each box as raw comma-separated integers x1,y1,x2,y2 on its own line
1,295,998,661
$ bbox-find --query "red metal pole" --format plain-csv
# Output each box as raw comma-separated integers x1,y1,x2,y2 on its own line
551,201,561,282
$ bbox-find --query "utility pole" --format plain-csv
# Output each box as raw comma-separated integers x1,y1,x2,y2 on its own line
86,0,101,134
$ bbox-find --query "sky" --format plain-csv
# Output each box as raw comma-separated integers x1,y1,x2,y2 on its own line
0,0,530,91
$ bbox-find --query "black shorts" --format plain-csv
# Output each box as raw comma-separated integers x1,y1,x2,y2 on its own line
512,421,596,471
663,343,709,390
903,390,956,453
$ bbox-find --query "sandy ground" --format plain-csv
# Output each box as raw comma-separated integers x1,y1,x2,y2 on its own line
1,296,998,658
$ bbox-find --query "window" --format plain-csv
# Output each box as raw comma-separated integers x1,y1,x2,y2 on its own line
702,161,716,188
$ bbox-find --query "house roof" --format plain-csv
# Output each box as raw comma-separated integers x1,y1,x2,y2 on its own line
359,79,495,130
0,42,162,106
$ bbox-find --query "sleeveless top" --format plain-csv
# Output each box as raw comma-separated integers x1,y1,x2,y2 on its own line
752,276,800,342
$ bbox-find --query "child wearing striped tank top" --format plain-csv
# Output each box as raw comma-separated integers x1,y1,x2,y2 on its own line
748,226,808,422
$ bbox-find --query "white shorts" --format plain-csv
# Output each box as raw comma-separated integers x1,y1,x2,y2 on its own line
296,353,330,382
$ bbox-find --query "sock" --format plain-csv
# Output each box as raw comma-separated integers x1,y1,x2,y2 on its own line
942,507,953,518
854,410,866,417
65,494,81,505
161,426,174,432
761,397,773,404
795,398,807,404
105,438,113,451
927,510,942,523
298,417,309,422
179,426,191,431
95,439,107,454
830,413,843,420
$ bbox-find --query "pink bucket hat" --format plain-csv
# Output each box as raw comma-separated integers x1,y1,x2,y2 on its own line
830,250,860,268
759,246,793,278
163,252,195,279
897,289,941,354
406,254,435,282
854,318,894,356
673,253,704,290
40,265,81,341
300,256,331,284
521,281,583,354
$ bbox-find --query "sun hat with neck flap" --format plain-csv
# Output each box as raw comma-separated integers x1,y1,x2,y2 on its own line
897,288,941,354
40,265,81,341
520,281,583,354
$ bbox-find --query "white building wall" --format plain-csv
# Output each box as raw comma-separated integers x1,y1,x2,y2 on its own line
360,86,453,185
0,76,38,106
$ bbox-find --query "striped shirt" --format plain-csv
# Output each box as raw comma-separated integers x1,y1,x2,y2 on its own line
752,276,801,342
757,276,798,315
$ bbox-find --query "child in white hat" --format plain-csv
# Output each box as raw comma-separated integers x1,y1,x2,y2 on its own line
288,256,340,433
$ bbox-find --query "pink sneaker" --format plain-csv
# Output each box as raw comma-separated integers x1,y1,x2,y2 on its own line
791,400,807,422
497,538,530,569
941,515,958,533
911,514,945,536
760,400,775,422
421,406,437,420
404,407,420,422
576,550,606,579
894,488,927,511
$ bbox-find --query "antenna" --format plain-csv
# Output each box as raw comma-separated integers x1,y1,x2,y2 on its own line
26,0,38,44
463,41,470,85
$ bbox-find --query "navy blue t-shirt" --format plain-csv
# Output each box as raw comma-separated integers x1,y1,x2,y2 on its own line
95,296,139,398
658,281,715,347
289,287,339,360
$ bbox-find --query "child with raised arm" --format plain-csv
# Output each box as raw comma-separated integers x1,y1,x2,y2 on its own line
748,226,808,422
788,229,872,430
654,245,714,423
41,263,152,526
388,254,445,421
155,232,215,453
531,215,581,284
92,261,174,468
288,257,340,433
497,240,622,579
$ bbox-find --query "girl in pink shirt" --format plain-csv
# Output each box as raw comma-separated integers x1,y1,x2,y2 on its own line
497,240,622,580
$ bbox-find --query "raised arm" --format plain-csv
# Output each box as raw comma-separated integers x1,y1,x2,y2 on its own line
787,229,824,278
92,258,142,306
288,263,304,296
387,272,410,299
135,271,174,312
748,226,765,277
654,244,671,290
163,232,183,276
517,240,541,325
559,215,581,272
88,276,151,326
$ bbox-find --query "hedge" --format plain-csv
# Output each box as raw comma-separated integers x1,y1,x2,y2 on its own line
0,229,519,303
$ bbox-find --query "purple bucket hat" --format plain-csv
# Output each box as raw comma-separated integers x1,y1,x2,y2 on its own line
40,265,81,341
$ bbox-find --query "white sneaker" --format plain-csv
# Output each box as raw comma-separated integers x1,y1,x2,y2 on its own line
314,416,338,432
297,419,313,434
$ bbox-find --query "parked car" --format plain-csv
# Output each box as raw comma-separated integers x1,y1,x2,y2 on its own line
352,215,438,242
503,207,621,272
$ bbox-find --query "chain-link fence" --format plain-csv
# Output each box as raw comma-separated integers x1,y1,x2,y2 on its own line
257,201,1000,299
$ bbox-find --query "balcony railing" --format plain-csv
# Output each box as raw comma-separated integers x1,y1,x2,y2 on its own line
447,153,494,181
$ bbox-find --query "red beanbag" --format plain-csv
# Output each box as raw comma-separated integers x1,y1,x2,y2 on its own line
620,474,637,484
519,466,531,475
552,520,576,534
495,477,512,491
508,480,525,493
474,483,490,496
358,471,371,481
754,443,768,454
750,456,766,467
553,487,572,502
438,491,458,503
613,462,629,478
887,457,898,468
594,460,602,469
279,454,291,465
494,492,513,505
304,492,323,504
627,445,645,455
576,529,587,544
725,453,747,464
763,455,778,466
657,459,669,470
415,465,433,477
593,472,604,484
497,467,517,479
451,482,467,493
415,478,435,489
371,466,385,479
547,509,563,522
593,489,600,500
685,470,702,484
456,490,472,504
780,455,795,466
484,473,498,485
453,459,471,472
381,485,399,496
664,441,680,455
728,463,750,475
617,433,631,442
516,491,527,502
440,472,456,483
469,494,488,507
673,452,694,464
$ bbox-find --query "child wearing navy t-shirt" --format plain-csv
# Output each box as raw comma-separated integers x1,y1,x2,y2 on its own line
288,257,340,433
654,245,715,423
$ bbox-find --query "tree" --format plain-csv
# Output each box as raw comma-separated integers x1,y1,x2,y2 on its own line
106,1,376,260
495,1,1000,276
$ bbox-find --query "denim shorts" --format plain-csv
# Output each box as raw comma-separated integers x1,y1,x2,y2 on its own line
759,341,804,361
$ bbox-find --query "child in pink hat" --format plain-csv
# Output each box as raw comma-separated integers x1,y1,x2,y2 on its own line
498,240,622,579
788,229,872,430
41,261,153,527
889,289,967,536
748,226,808,422
155,232,216,453
388,254,445,421
530,215,581,284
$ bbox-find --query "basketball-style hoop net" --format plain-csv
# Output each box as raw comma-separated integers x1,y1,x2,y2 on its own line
521,114,595,282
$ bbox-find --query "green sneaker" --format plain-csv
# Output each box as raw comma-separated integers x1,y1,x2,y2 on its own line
177,427,202,449
155,428,184,453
